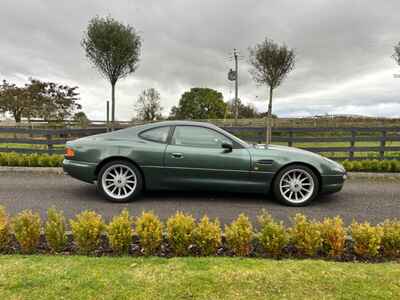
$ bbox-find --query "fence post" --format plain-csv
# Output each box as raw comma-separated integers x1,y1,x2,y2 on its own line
288,130,293,147
47,133,53,155
349,129,356,160
380,130,386,160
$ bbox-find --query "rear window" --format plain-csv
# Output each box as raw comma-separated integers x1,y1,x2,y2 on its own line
139,126,170,143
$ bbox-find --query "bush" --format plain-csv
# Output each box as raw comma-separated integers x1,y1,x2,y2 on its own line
350,221,383,258
341,159,400,173
289,214,322,256
192,216,222,256
224,214,253,256
12,210,41,254
320,216,346,257
70,210,105,254
135,211,164,255
381,219,400,258
167,211,195,256
257,210,288,257
0,152,63,167
45,207,67,252
0,206,11,251
107,209,133,254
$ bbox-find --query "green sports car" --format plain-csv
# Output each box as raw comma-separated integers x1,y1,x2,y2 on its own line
63,121,346,206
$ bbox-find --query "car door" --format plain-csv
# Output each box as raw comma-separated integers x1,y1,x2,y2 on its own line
164,125,253,192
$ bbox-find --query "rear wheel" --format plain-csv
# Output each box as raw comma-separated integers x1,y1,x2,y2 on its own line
97,160,143,202
273,164,319,206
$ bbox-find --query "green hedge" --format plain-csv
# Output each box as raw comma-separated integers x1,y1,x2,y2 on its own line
342,159,400,172
1,206,400,261
0,153,63,167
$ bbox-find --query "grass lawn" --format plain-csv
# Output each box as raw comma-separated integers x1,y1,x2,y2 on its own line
0,256,399,300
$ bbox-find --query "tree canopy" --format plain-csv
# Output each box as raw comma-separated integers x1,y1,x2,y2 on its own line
169,88,226,120
81,16,141,125
394,42,400,66
0,79,80,122
249,37,295,143
135,88,163,121
226,99,259,119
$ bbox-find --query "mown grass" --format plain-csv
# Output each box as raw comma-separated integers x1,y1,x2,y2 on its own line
0,256,399,300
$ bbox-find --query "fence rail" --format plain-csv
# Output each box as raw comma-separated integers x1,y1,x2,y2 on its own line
1,126,400,160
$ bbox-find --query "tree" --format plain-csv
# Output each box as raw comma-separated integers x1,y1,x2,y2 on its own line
73,111,90,127
135,88,163,121
169,87,226,120
81,16,141,128
394,42,400,66
0,79,80,122
249,38,295,144
226,99,259,119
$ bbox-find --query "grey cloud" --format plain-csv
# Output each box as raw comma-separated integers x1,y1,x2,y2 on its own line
1,0,400,120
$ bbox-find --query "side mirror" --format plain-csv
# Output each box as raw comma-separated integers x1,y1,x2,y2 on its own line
221,142,233,152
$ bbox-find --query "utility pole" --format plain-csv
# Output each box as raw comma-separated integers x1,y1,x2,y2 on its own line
234,48,239,123
228,49,239,124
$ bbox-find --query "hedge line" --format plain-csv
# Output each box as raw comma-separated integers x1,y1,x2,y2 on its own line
0,152,400,173
1,206,399,261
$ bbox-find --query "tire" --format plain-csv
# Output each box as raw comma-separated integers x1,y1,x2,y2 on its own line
272,164,319,207
97,160,143,203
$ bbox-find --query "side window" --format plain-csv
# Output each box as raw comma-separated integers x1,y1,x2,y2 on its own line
139,126,170,143
172,126,232,148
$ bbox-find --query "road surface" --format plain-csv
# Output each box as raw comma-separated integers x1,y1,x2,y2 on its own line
0,172,399,225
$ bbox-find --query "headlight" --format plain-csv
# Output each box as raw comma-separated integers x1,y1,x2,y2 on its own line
322,157,345,172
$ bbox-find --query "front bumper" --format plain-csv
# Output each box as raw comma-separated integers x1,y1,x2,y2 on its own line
321,173,347,194
63,159,97,183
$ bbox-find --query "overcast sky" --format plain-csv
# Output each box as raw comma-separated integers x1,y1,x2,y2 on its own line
1,0,400,120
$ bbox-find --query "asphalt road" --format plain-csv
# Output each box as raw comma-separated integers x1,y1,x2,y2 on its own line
0,172,399,225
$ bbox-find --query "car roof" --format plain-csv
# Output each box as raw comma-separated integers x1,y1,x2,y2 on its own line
140,120,220,130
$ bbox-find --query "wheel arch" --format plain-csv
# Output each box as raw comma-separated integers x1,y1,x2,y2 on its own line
94,156,146,189
271,161,322,191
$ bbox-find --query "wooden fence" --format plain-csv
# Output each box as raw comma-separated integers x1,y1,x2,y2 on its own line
1,126,400,160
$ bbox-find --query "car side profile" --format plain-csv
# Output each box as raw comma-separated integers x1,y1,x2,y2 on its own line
63,121,346,206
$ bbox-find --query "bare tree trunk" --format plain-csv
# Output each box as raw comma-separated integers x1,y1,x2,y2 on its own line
266,86,273,144
111,82,116,131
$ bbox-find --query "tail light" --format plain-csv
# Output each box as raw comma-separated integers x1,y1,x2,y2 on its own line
65,147,75,158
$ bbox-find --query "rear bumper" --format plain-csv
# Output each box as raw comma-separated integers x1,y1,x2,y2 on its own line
63,159,97,183
321,173,346,194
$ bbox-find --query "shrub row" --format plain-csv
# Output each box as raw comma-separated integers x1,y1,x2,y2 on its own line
342,159,400,172
1,152,400,173
0,152,63,167
1,206,400,260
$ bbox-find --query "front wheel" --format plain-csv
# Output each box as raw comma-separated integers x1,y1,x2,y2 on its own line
273,165,319,207
97,160,143,202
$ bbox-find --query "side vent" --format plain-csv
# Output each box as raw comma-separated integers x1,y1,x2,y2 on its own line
256,159,274,165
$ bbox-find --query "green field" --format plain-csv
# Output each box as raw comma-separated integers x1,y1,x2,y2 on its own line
0,256,399,300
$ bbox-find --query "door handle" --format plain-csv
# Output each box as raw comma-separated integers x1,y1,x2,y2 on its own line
171,152,184,159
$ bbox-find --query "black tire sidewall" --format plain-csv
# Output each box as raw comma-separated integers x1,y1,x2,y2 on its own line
97,160,143,203
273,164,319,207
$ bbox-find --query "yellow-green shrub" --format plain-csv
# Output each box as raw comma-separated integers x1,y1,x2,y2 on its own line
350,221,383,258
257,210,288,257
45,207,67,252
135,211,164,255
381,219,400,258
0,206,11,251
289,214,322,256
224,214,253,256
107,209,133,254
320,216,346,257
12,210,41,254
70,210,105,254
192,216,221,256
167,211,195,256
135,212,164,255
